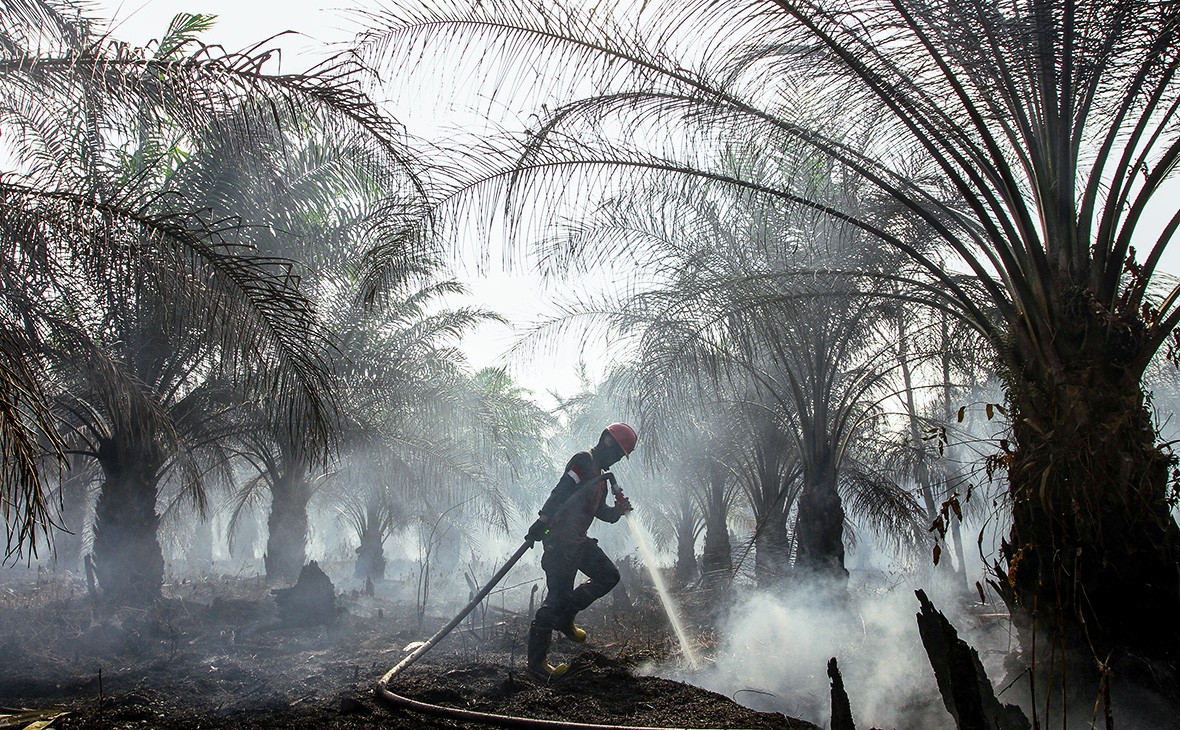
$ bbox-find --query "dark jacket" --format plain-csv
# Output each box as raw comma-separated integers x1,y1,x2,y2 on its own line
537,450,622,543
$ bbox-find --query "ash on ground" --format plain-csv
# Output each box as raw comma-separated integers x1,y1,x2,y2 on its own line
0,571,818,730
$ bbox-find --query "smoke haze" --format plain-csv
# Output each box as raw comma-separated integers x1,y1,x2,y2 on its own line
655,579,1012,729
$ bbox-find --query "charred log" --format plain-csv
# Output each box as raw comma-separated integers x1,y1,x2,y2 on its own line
915,589,1028,730
827,657,856,730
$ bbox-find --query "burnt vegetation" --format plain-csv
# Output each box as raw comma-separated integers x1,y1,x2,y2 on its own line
3,0,1180,728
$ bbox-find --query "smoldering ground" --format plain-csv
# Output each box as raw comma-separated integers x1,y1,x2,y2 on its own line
647,577,1014,730
0,564,824,730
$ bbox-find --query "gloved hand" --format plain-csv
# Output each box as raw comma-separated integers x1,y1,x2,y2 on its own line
526,518,550,542
614,495,632,515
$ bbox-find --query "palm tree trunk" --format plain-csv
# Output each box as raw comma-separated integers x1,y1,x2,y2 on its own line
354,506,386,581
674,493,697,584
91,438,165,605
701,522,732,585
752,465,793,588
1003,365,1180,661
754,512,791,588
354,527,385,581
795,448,849,587
701,463,732,587
265,464,310,584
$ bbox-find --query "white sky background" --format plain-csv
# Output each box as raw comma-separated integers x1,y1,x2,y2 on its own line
95,0,1180,409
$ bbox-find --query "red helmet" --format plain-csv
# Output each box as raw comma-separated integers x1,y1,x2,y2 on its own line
606,423,638,456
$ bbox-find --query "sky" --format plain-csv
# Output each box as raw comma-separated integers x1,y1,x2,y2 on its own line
97,0,355,57
94,0,1180,408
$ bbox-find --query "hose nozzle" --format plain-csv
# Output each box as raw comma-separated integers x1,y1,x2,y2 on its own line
603,471,621,495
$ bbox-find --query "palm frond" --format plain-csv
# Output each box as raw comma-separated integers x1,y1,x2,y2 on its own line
0,326,66,560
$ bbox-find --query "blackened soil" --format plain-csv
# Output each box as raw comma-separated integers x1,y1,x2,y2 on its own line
0,574,818,730
386,652,814,728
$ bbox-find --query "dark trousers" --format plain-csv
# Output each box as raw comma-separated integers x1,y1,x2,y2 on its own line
533,538,620,629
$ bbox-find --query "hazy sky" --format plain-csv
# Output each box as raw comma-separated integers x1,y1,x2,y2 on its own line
100,0,356,57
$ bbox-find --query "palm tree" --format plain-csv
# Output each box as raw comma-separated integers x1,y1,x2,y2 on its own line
762,0,1180,667
362,0,1180,666
1,2,419,601
177,118,433,584
319,286,532,584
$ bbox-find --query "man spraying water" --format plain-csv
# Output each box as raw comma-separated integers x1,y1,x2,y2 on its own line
524,423,638,678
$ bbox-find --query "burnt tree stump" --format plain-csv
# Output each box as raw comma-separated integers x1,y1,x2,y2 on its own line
828,657,856,730
272,561,336,627
915,589,1029,730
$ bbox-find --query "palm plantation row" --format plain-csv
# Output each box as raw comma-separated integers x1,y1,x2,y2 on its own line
4,0,1180,720
0,4,555,596
356,0,1180,708
1,0,995,591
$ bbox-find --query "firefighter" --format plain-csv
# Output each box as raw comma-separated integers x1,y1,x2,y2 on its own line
524,422,638,678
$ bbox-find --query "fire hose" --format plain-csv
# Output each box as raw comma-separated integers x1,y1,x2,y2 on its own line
373,474,738,730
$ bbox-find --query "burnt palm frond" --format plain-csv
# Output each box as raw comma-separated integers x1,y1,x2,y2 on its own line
3,182,338,451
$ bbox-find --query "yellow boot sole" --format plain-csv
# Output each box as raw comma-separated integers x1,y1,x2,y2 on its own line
530,661,568,679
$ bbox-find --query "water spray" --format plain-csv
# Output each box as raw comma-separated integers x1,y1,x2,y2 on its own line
609,476,700,671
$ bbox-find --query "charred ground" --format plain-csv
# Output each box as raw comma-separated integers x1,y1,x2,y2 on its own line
0,571,817,730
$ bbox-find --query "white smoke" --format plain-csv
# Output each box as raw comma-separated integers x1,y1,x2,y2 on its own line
653,578,1013,729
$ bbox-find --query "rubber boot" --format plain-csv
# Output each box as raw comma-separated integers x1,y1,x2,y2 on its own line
557,609,587,643
526,626,568,679
561,584,599,642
